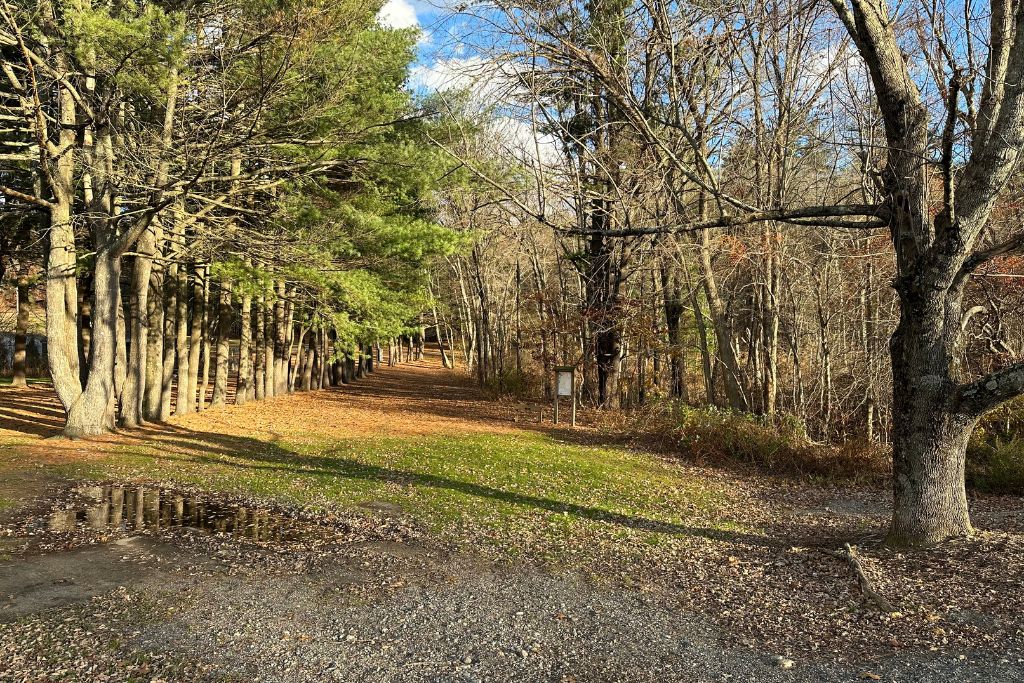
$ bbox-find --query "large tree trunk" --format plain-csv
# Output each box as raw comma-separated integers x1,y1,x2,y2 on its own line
44,76,83,421
886,292,974,545
65,250,120,437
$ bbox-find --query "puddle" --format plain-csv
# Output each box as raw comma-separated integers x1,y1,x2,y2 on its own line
44,484,307,542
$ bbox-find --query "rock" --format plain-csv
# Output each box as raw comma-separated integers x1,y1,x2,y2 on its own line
772,655,795,669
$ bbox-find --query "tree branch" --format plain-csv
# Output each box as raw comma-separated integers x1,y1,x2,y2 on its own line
570,205,886,237
958,360,1024,416
0,183,52,208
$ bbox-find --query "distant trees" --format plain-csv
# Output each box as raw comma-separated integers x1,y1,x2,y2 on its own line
0,0,454,435
431,0,1024,546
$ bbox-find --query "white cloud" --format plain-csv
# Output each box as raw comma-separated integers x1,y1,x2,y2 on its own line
378,0,419,29
409,56,487,93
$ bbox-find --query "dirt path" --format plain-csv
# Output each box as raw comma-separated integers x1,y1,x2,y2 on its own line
1,356,1023,682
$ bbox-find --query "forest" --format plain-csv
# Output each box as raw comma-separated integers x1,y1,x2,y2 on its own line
1,0,1024,679
0,0,457,434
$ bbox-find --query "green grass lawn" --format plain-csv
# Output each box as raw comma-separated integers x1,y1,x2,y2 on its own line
54,429,735,561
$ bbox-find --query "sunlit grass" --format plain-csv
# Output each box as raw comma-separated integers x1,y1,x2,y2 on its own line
52,430,733,558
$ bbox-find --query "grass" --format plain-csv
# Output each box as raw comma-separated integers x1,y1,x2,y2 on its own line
47,429,732,558
0,377,50,386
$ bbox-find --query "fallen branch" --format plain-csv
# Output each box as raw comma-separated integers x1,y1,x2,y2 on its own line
834,543,896,612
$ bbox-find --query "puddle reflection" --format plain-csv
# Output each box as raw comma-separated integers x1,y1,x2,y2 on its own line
48,485,305,542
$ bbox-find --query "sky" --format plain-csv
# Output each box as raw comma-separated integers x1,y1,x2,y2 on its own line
375,0,562,167
377,0,424,30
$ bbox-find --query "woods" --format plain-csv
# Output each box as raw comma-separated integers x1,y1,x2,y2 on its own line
2,1,1024,678
3,0,1024,551
0,1,452,435
428,0,1024,546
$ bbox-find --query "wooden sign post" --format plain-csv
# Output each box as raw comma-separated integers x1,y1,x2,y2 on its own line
554,365,576,427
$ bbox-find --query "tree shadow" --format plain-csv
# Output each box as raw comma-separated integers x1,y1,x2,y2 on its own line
0,386,64,438
127,424,792,550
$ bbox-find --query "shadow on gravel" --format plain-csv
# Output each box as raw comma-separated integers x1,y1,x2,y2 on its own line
132,424,788,550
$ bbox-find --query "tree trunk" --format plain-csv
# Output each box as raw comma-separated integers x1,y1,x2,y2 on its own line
660,260,688,401
65,251,120,437
886,299,974,546
237,290,252,405
143,260,165,421
112,281,128,428
11,273,29,388
320,330,331,387
255,293,266,401
177,266,193,416
264,299,275,398
198,269,211,411
273,281,288,395
300,333,315,390
699,232,747,411
121,225,159,428
210,281,232,408
45,82,83,421
160,262,177,420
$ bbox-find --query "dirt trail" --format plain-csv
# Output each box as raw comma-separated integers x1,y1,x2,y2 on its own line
0,352,501,439
0,352,530,506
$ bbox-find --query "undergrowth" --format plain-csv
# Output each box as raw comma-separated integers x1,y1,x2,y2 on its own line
967,398,1024,494
633,402,890,481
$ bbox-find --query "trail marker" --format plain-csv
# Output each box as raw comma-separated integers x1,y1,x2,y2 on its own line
554,365,576,427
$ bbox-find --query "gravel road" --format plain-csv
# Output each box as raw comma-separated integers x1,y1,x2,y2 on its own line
2,529,1022,683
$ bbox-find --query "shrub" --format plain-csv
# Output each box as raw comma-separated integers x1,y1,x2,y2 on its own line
482,369,535,400
637,403,888,480
967,430,1024,495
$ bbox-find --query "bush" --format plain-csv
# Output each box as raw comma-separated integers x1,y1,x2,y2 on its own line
482,369,535,400
967,430,1024,494
639,403,888,480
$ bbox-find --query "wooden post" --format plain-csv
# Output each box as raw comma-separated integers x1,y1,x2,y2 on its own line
571,371,577,428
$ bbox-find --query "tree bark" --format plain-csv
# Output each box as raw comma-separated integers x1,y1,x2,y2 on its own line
255,293,266,401
143,259,165,421
237,290,252,405
273,281,288,395
121,225,159,428
11,272,29,388
210,281,232,408
197,269,211,411
160,262,178,420
64,249,120,437
177,266,193,416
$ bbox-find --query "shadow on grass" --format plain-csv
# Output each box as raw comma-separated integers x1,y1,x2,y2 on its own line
116,422,790,550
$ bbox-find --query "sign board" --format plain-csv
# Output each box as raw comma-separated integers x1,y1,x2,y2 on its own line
556,369,573,397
